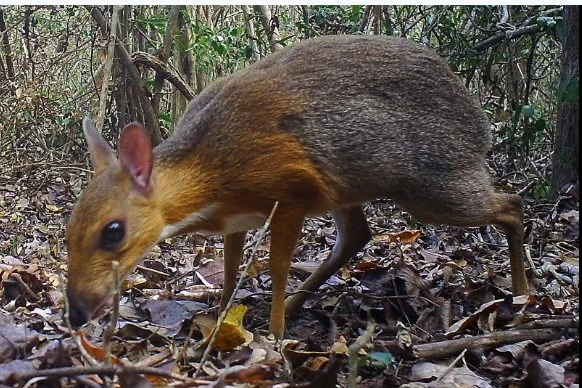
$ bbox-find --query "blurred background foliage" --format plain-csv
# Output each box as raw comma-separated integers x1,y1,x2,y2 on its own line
0,5,577,201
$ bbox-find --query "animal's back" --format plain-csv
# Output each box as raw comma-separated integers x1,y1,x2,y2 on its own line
160,35,492,210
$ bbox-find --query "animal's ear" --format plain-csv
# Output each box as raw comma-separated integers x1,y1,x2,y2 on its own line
118,122,154,194
83,117,117,174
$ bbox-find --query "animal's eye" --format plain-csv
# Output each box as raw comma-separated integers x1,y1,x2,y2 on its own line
100,221,125,249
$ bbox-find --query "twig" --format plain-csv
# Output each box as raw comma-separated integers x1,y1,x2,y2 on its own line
9,272,39,301
132,51,195,101
12,365,190,385
524,244,543,278
135,264,170,277
134,349,173,368
517,317,578,330
96,5,121,131
195,202,279,377
347,322,376,388
435,348,467,383
103,260,121,364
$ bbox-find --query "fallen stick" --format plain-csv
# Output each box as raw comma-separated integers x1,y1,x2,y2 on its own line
413,328,564,360
11,364,189,386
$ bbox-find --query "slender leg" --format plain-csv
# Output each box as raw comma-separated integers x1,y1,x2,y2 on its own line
491,193,528,294
219,231,247,312
401,188,528,295
268,207,305,339
285,205,372,316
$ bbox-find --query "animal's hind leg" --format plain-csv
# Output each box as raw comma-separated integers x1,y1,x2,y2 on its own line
285,205,372,316
397,178,528,295
488,193,528,294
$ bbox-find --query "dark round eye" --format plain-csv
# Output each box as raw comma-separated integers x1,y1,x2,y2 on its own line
100,221,125,249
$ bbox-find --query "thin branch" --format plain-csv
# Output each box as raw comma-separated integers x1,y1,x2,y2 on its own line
473,24,544,52
12,365,190,386
414,328,566,360
103,260,121,364
435,349,467,383
347,322,376,388
132,51,195,101
96,5,121,131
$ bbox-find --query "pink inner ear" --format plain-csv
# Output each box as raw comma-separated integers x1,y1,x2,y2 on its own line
118,122,154,191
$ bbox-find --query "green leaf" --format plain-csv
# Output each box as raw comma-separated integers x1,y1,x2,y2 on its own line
158,111,173,124
533,181,550,199
522,105,536,118
137,16,168,30
368,351,395,367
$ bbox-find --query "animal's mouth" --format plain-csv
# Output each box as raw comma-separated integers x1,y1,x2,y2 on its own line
67,289,114,328
90,292,114,320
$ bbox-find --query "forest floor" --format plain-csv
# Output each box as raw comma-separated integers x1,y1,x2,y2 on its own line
0,140,578,387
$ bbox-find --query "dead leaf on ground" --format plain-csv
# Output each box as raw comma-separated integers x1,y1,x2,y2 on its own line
195,304,253,351
374,229,422,244
409,362,492,387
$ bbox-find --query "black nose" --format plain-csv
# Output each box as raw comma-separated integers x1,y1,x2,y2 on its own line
66,293,89,328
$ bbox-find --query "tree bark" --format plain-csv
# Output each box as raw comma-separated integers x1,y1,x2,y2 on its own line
173,5,194,121
151,5,181,115
372,5,382,35
550,5,579,198
242,5,260,62
0,7,15,82
96,5,121,132
253,5,283,53
358,5,372,33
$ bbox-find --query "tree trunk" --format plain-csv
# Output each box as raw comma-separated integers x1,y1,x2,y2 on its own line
550,5,579,199
151,5,181,116
253,5,283,52
242,5,260,62
0,8,15,83
358,5,372,33
173,5,194,121
372,5,382,35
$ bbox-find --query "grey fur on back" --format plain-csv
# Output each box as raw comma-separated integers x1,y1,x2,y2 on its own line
158,35,494,221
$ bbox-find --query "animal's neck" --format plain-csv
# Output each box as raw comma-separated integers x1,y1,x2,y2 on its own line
153,154,220,236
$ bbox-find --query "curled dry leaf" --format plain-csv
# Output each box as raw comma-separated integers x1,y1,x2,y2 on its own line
77,331,121,365
373,229,422,244
196,305,253,351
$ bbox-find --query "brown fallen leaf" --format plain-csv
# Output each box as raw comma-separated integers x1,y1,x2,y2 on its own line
374,229,422,244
